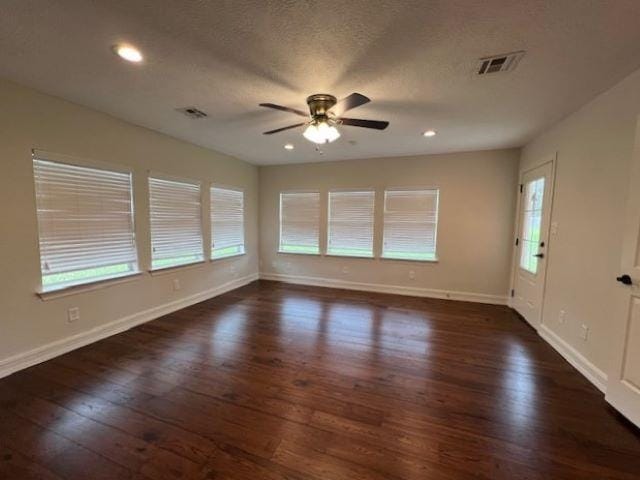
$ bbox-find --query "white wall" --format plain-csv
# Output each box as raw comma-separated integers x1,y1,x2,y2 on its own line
519,67,640,382
259,149,520,303
0,79,259,374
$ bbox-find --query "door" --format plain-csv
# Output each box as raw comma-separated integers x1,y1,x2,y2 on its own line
606,117,640,427
512,161,554,328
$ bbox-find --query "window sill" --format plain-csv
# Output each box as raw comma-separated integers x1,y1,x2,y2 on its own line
149,260,206,276
211,252,246,262
380,256,439,263
37,271,143,301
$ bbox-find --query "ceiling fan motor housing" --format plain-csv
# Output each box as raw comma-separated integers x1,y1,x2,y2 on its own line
306,94,337,118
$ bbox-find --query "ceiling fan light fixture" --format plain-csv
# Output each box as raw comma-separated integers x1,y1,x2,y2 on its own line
303,120,341,144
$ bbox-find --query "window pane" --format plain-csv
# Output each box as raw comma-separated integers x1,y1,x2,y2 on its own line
33,157,138,291
211,187,245,259
519,177,545,273
279,192,320,254
149,177,203,269
382,189,439,261
328,191,374,257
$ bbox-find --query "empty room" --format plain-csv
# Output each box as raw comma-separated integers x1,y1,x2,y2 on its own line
1,0,640,478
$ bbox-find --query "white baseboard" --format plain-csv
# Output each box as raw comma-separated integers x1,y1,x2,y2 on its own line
538,323,608,393
259,272,508,305
0,273,259,379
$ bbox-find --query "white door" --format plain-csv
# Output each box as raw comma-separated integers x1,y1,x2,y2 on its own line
606,117,640,427
512,161,554,328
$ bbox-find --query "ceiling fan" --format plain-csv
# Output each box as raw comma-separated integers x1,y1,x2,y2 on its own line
259,93,389,144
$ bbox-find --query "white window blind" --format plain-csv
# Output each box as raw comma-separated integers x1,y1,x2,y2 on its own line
33,157,138,291
327,190,375,257
149,176,203,270
382,189,439,261
279,192,320,254
211,186,245,259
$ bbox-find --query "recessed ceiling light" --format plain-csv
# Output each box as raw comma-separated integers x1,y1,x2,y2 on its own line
113,44,143,63
284,144,294,150
423,130,437,137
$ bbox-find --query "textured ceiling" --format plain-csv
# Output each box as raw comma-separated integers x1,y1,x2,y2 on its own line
2,0,640,165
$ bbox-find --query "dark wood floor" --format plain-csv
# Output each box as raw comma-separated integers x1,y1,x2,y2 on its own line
1,281,639,480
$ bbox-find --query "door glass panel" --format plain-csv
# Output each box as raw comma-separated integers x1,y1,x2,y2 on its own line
520,177,545,273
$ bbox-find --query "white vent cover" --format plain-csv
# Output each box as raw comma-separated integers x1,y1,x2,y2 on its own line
177,106,208,119
476,51,525,75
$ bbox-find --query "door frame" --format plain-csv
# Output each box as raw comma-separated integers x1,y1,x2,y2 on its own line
509,154,557,331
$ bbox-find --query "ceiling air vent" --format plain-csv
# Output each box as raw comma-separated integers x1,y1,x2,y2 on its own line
476,51,524,75
177,106,208,119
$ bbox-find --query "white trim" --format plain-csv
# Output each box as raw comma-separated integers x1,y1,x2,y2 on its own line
259,272,508,305
538,324,608,393
0,273,259,379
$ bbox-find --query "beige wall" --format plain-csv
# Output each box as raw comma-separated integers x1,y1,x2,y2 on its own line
0,79,259,369
519,67,640,377
259,149,520,301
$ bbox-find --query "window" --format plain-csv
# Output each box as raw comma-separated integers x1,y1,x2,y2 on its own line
149,176,203,270
279,192,320,254
33,155,138,291
519,177,545,274
327,190,375,257
382,189,439,261
211,186,245,259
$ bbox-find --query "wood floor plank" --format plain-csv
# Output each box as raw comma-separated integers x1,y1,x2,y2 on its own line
0,280,638,479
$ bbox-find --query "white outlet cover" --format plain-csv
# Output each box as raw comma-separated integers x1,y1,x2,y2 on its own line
580,324,589,340
558,310,566,323
551,222,559,235
67,307,80,323
409,270,416,280
342,266,349,274
173,278,181,291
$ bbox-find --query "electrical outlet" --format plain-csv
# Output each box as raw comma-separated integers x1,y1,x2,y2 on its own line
580,324,589,341
342,266,349,274
172,278,181,291
550,221,559,235
408,270,416,280
558,310,566,324
67,307,80,323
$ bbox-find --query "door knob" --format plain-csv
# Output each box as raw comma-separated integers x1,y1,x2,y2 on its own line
533,253,544,258
616,274,633,285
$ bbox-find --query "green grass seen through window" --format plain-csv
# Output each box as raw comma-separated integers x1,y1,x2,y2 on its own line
152,255,202,270
212,245,245,259
382,251,437,261
327,247,373,257
43,263,134,288
279,245,319,254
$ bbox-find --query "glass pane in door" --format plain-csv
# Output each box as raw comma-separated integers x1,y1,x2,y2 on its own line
520,177,545,273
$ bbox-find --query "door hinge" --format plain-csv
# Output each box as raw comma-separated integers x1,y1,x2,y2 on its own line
519,184,523,193
510,289,515,297
515,237,519,246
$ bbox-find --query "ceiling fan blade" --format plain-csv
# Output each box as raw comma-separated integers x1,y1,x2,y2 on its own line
259,103,308,117
339,117,389,130
263,122,306,135
333,93,370,115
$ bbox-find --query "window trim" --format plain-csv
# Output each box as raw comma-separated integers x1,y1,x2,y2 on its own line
32,149,140,293
278,190,321,255
210,183,246,260
148,172,205,271
381,187,440,262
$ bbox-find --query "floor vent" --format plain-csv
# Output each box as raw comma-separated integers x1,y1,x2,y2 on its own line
476,51,525,75
177,107,208,119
